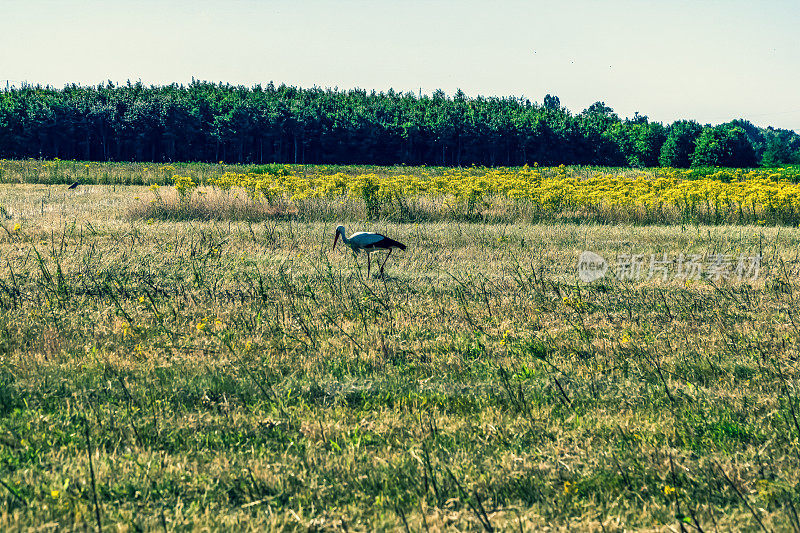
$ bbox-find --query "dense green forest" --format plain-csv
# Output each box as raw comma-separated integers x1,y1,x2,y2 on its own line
1,81,798,167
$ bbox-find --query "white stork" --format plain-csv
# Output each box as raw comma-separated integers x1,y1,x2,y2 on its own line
333,225,406,276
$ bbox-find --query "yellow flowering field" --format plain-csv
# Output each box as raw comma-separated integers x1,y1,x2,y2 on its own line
2,159,800,224
164,164,800,224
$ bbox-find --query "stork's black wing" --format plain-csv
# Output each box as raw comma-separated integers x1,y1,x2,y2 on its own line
377,236,406,251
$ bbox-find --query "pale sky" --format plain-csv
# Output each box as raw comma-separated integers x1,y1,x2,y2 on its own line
2,0,799,132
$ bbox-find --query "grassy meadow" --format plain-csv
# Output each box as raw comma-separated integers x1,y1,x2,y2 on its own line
0,162,799,530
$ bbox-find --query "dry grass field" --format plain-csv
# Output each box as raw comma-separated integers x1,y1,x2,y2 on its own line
0,173,799,530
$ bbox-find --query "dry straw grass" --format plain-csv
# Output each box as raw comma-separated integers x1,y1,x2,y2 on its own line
0,166,798,530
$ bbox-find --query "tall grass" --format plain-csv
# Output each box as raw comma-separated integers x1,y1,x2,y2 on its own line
0,180,798,529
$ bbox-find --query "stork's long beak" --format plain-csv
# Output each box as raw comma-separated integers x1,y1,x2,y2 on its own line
333,232,340,250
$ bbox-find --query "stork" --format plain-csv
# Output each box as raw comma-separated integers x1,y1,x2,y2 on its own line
333,225,406,276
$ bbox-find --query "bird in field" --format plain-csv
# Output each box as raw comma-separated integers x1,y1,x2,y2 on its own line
67,181,79,189
333,225,406,276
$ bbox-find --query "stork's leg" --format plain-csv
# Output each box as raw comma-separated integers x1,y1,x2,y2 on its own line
367,252,371,276
380,248,393,275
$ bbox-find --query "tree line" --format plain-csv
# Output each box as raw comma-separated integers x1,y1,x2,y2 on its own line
0,81,798,168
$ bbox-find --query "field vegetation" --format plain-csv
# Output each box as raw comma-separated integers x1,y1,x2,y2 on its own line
0,162,799,530
5,159,800,225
